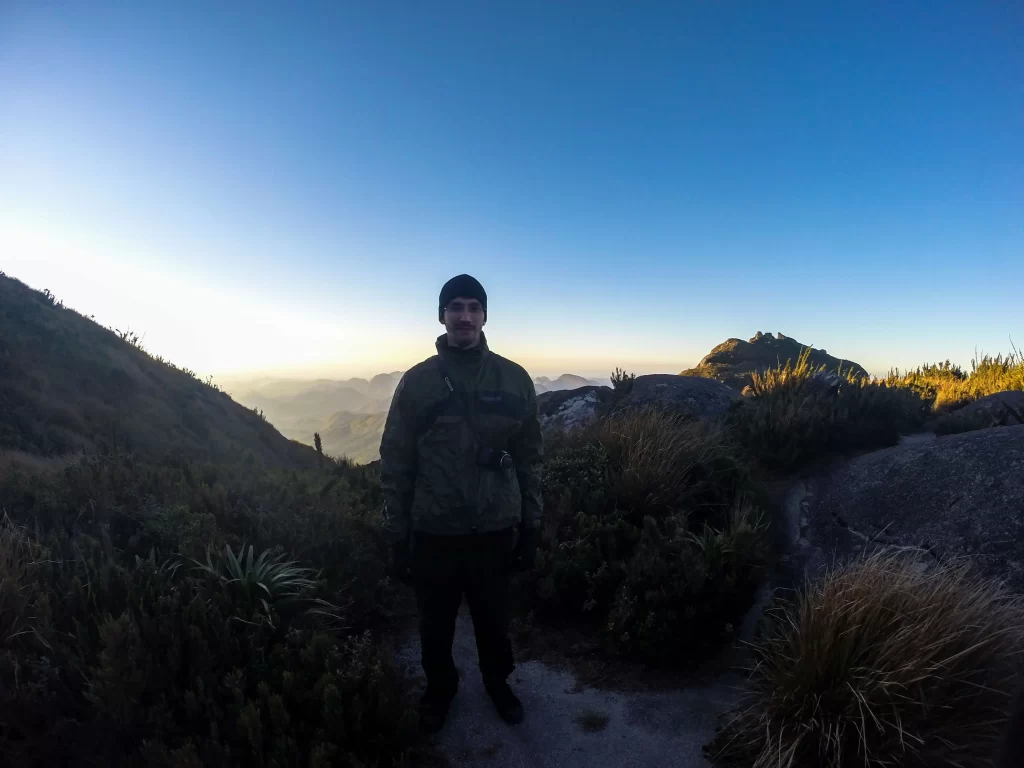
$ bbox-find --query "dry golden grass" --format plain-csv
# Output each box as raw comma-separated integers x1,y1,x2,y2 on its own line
709,551,1024,768
730,350,929,470
888,347,1024,412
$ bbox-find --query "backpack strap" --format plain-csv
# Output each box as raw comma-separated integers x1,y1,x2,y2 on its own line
412,356,458,439
413,355,487,441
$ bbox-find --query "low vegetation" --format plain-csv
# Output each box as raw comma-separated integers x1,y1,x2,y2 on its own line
707,552,1024,768
4,275,1021,766
0,452,416,767
886,347,1024,411
726,344,1024,464
728,350,930,471
522,407,770,662
610,366,636,397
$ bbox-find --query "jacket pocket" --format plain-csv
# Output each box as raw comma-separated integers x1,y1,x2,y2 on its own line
477,466,521,528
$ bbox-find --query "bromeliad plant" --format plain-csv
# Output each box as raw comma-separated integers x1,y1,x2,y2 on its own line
191,542,332,627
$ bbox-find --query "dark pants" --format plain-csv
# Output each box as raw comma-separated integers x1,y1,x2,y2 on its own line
1001,685,1024,767
412,527,516,696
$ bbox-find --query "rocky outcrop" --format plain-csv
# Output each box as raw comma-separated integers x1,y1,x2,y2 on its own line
537,375,740,432
628,375,740,420
681,332,868,391
537,386,614,431
797,425,1024,591
941,391,1024,429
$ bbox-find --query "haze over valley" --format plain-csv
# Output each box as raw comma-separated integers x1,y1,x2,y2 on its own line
226,372,607,462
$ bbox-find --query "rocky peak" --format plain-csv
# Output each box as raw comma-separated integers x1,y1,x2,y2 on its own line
684,332,867,391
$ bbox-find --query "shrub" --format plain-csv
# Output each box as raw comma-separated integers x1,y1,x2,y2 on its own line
888,347,1024,412
0,454,415,766
611,367,636,396
592,407,745,516
729,349,930,471
707,552,1024,768
884,360,966,404
604,496,766,658
525,407,769,661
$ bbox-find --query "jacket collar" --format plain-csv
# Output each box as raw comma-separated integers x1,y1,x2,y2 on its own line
435,332,490,365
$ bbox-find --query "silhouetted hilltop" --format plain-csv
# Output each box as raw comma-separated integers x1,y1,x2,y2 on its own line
0,273,319,469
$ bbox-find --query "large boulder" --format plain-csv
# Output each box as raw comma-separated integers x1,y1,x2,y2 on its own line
798,425,1024,591
626,375,740,420
681,331,868,391
537,375,740,433
537,386,615,431
945,391,1024,426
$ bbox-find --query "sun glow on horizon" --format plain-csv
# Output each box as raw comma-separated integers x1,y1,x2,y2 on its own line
2,218,686,382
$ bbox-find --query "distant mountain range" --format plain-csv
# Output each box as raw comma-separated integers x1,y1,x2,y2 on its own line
229,371,608,463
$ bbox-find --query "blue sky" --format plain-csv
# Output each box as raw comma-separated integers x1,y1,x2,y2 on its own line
2,1,1021,380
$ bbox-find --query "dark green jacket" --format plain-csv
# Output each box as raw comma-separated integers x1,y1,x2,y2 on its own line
380,333,543,542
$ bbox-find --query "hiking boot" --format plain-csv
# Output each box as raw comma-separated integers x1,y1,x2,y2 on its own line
418,687,455,734
484,679,524,725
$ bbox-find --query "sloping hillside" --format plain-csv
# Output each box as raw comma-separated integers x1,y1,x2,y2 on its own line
681,331,868,390
0,274,318,469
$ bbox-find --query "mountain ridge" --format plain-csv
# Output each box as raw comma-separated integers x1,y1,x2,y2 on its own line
0,274,318,469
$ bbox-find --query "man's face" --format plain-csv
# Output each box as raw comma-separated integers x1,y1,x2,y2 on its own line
443,295,486,348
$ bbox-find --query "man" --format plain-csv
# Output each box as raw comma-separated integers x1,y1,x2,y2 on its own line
380,274,543,734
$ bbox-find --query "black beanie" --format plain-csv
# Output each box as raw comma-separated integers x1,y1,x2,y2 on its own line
438,274,487,322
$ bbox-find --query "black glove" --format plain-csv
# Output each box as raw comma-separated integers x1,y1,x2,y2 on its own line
512,525,538,572
389,540,414,585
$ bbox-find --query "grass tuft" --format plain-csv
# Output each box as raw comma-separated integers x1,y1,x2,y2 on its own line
887,346,1024,412
708,551,1024,768
525,406,769,661
729,349,930,470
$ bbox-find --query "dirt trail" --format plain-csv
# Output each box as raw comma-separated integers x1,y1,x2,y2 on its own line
399,471,824,767
402,610,744,767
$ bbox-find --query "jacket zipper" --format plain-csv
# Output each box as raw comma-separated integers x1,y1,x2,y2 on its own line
468,364,486,532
